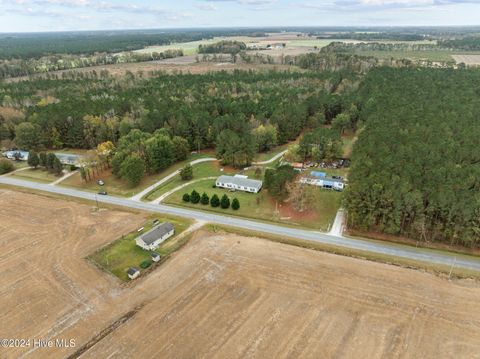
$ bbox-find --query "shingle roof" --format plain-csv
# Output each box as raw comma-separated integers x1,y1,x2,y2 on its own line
139,222,174,245
216,175,263,190
127,267,139,275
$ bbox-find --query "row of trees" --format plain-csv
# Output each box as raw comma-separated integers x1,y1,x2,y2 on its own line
346,67,480,248
28,151,63,175
183,190,240,210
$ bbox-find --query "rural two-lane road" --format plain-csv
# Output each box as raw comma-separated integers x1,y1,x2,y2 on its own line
1,176,480,272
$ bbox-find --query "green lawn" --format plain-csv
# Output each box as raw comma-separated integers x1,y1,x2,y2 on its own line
143,161,225,201
350,49,480,63
89,215,193,281
165,178,341,231
10,168,61,183
60,153,214,197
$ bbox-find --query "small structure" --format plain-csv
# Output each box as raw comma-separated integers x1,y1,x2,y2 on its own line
151,252,161,262
291,162,304,171
3,150,29,161
135,222,175,251
55,153,84,166
216,174,263,194
311,171,326,178
127,267,140,280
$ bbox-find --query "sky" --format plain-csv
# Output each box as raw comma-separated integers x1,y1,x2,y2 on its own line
0,0,479,32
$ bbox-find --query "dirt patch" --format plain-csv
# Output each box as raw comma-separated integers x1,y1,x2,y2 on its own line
2,191,480,358
452,54,480,66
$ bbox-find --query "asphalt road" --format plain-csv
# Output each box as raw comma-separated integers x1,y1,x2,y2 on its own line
1,176,480,272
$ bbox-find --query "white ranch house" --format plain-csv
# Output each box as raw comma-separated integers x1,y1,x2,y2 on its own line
135,222,175,251
216,175,263,193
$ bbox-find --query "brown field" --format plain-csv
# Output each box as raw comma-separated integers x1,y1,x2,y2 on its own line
1,189,480,358
452,54,480,66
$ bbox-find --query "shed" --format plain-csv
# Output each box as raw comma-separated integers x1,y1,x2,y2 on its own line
151,252,161,262
127,267,140,280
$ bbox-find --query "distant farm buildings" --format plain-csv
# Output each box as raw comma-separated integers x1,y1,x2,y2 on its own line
216,175,263,193
135,222,175,251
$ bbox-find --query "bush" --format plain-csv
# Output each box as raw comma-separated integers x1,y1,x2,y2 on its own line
69,165,77,171
232,197,240,210
220,194,230,209
212,184,216,188
27,151,39,168
182,193,191,202
140,260,151,269
210,194,220,207
190,190,201,204
201,192,210,205
0,159,14,174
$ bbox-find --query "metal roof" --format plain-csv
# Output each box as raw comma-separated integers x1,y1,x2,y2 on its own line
127,267,139,275
138,222,174,245
216,175,263,190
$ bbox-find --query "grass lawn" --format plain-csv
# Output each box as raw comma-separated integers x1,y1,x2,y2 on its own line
143,161,227,201
89,215,193,281
165,178,341,231
10,168,61,183
60,153,214,197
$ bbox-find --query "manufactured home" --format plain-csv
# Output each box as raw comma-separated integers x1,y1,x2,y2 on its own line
300,176,345,191
135,222,175,251
216,175,263,193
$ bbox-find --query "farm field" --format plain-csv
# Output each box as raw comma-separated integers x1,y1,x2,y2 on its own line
1,190,480,358
79,230,480,359
452,54,480,65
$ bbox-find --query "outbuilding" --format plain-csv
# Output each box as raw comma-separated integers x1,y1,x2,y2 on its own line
127,267,140,280
135,222,175,251
216,175,263,193
151,252,161,262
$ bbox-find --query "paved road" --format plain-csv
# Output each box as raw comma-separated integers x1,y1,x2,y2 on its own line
130,157,217,201
1,176,480,272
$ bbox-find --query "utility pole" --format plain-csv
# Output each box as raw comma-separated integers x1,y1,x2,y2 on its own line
95,194,99,210
448,257,457,280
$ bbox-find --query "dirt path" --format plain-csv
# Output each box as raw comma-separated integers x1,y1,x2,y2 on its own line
49,170,78,186
150,177,216,204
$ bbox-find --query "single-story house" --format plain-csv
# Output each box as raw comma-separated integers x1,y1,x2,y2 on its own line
216,174,263,193
55,153,84,166
3,150,29,161
151,252,161,262
299,176,345,191
135,222,175,251
127,267,140,280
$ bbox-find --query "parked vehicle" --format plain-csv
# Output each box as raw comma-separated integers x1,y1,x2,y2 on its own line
98,191,107,195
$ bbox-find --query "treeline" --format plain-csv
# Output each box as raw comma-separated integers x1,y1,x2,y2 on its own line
322,32,426,42
296,52,380,73
438,36,480,51
1,70,357,169
346,67,480,248
0,49,183,79
198,41,247,55
323,42,438,53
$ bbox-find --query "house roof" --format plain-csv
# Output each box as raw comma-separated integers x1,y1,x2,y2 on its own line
216,175,263,190
138,222,174,245
127,267,139,275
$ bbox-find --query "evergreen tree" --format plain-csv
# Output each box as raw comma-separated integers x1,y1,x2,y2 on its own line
180,164,193,180
220,194,230,209
232,198,240,210
210,194,220,208
182,193,191,202
27,151,39,168
190,190,200,204
200,192,210,205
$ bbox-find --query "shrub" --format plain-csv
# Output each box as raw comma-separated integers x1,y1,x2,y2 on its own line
210,194,220,207
220,194,230,209
27,151,39,168
232,197,240,210
140,260,151,269
69,165,77,171
190,190,200,204
182,193,191,202
201,192,210,205
0,159,14,174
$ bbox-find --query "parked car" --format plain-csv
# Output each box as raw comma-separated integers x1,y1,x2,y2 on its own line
98,191,107,195
97,180,105,186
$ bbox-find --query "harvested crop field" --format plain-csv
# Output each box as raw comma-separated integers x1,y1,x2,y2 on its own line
452,54,480,65
1,189,480,358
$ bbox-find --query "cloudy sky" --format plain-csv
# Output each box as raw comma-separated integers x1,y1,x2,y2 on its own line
0,0,479,32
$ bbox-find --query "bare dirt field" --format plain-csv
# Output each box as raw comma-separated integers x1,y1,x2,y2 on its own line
452,54,480,66
1,189,480,358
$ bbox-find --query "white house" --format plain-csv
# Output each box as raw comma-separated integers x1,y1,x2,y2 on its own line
216,175,263,193
3,150,29,161
300,176,345,191
135,222,175,251
127,267,140,280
